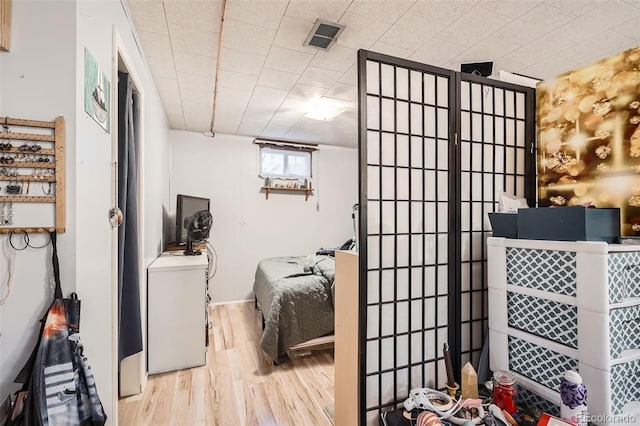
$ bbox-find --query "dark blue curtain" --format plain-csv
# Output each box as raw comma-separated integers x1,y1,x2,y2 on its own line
118,72,142,362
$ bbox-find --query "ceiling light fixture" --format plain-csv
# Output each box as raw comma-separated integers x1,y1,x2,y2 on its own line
304,18,345,51
305,98,345,121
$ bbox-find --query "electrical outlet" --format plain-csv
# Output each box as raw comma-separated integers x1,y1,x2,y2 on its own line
0,393,11,425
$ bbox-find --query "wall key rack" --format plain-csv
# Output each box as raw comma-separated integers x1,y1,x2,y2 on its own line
0,116,65,234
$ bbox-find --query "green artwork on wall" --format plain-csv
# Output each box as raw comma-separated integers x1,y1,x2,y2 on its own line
84,47,110,133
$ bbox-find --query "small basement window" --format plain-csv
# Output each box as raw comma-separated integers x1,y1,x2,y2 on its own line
259,146,312,179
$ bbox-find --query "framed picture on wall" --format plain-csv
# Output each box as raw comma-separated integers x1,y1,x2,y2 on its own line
84,47,111,133
0,0,11,52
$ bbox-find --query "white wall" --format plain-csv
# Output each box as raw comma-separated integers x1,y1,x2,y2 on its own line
75,0,170,421
170,130,358,303
0,0,77,402
0,0,170,422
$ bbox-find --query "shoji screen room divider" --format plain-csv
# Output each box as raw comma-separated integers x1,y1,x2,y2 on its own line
357,50,536,424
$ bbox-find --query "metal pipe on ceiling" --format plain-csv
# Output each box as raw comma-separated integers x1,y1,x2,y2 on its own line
209,0,228,135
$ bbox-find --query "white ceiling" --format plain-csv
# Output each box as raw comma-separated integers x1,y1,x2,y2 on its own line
126,0,640,147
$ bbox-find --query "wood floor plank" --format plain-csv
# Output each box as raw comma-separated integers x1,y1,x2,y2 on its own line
119,301,335,426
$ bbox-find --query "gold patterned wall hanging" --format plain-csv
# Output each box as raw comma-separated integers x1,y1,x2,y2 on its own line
537,45,640,236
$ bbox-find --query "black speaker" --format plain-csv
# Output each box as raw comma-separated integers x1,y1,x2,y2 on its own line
461,61,493,77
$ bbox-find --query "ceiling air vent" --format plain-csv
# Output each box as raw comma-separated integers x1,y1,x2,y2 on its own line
304,19,345,50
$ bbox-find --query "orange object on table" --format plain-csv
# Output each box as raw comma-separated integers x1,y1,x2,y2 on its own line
537,413,573,426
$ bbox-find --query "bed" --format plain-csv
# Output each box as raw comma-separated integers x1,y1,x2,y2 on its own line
253,254,336,362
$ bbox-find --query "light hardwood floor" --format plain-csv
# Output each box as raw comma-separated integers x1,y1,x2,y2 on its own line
119,301,335,426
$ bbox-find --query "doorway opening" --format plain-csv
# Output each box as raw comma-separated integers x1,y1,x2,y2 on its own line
112,30,146,402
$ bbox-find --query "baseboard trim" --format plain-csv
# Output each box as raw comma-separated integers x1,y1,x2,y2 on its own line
210,298,253,307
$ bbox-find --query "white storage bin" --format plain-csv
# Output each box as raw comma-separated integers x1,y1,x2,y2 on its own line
488,238,640,425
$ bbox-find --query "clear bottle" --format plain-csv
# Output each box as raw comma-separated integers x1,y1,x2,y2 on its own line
493,370,517,414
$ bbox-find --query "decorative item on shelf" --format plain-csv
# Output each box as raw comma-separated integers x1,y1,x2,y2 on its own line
560,370,587,426
443,343,460,398
537,413,573,426
264,176,270,187
415,411,442,426
461,362,478,399
492,370,517,414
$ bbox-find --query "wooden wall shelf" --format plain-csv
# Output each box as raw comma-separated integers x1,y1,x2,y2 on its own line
261,186,313,201
0,116,65,233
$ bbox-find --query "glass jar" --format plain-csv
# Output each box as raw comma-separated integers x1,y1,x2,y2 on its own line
493,370,517,414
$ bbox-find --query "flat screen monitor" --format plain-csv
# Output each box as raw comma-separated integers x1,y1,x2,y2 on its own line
176,194,210,244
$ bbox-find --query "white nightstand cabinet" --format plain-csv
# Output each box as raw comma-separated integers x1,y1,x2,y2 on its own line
147,252,208,374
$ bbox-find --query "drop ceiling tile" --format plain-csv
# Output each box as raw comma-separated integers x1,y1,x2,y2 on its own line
368,41,414,60
222,18,277,56
166,110,186,130
289,115,332,130
164,1,222,31
137,30,173,59
154,77,185,128
325,82,357,102
391,10,449,44
409,37,465,68
219,47,266,76
169,23,219,57
338,63,357,85
289,83,327,101
247,86,290,111
177,71,215,91
264,46,314,74
410,0,479,23
477,0,541,18
126,1,168,35
437,6,511,48
285,0,351,24
226,0,288,30
237,115,274,136
145,55,178,80
174,52,217,78
283,126,327,144
260,121,292,138
454,37,520,63
180,87,215,106
500,32,575,66
310,44,357,73
558,1,640,43
154,77,182,107
218,69,259,91
182,99,214,131
521,56,578,81
272,16,317,54
623,0,640,12
345,0,414,25
213,87,253,134
257,68,301,90
270,98,309,124
298,66,343,88
547,0,603,16
492,3,575,46
378,23,428,52
337,12,391,50
560,30,633,66
615,16,640,39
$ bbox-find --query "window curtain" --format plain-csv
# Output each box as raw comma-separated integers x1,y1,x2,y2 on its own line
117,71,142,362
